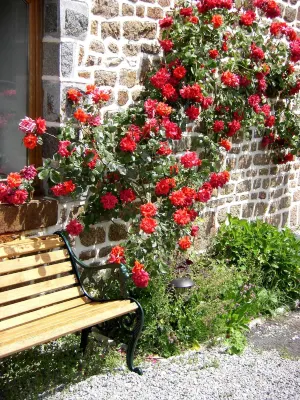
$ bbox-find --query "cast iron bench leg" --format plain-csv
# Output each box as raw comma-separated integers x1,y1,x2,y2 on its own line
126,300,144,375
80,327,91,353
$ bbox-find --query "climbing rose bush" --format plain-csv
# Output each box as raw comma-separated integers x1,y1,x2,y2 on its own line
18,0,299,287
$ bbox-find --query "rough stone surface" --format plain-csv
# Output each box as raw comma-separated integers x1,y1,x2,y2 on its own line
253,202,268,217
136,5,145,17
101,22,120,39
98,246,113,258
236,180,251,193
118,90,129,106
108,223,128,241
0,200,58,234
91,21,98,35
147,6,164,19
284,6,297,22
43,43,60,76
45,3,58,34
80,227,106,247
78,46,85,66
120,69,137,88
92,0,119,18
79,249,97,261
123,44,139,56
108,42,119,53
242,203,254,218
141,43,160,54
123,21,157,40
65,9,88,39
94,70,117,86
61,43,74,77
42,127,59,158
89,40,105,53
122,3,134,16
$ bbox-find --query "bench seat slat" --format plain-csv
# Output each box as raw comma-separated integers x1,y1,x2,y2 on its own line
0,296,91,331
0,301,138,358
1,286,83,320
0,249,70,275
0,236,64,259
0,275,78,305
0,261,73,289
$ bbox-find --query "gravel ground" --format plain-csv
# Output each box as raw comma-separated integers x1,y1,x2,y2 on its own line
47,312,300,400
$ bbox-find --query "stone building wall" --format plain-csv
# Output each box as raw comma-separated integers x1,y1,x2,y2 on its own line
1,0,300,264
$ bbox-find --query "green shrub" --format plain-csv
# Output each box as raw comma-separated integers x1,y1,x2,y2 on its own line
210,216,300,301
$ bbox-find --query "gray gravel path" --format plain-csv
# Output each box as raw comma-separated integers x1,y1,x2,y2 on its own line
48,312,300,400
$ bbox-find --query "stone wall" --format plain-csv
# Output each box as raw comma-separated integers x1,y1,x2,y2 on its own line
2,0,300,263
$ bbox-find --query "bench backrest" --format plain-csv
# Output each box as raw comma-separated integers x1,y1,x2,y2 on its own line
0,235,85,331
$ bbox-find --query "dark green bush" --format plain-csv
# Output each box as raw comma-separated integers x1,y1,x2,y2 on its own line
210,216,300,301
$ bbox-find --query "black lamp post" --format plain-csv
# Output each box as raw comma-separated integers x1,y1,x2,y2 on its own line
169,277,195,299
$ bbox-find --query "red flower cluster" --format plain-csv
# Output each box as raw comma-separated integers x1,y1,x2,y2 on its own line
173,66,187,80
85,149,99,169
180,7,193,16
254,0,281,19
213,120,225,133
150,68,170,89
178,236,192,250
209,49,219,59
173,208,191,225
164,119,182,140
92,89,110,104
185,105,200,120
169,187,196,207
0,184,28,205
159,16,173,29
191,226,199,237
140,217,157,234
290,39,300,63
132,261,150,288
120,135,137,152
209,171,230,188
180,151,202,168
100,192,118,209
155,177,176,196
66,219,84,236
197,0,232,13
162,84,178,101
144,99,158,118
180,84,202,101
221,71,240,88
250,43,265,61
51,180,76,196
240,10,256,26
211,14,223,29
120,188,136,203
19,116,47,149
109,245,126,264
58,141,74,158
196,182,213,203
7,172,22,188
159,39,174,52
157,141,172,156
140,203,157,217
227,120,241,136
219,138,232,151
74,108,88,123
156,102,173,117
67,88,82,103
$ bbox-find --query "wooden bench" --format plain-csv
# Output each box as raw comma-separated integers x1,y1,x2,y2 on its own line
0,231,144,374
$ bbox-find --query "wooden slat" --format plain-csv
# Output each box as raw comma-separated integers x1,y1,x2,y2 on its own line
0,275,78,305
1,286,83,320
0,297,91,331
0,236,64,259
0,301,138,357
0,249,70,275
0,261,73,289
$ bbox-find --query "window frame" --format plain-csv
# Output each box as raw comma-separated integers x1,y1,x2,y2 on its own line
27,0,43,170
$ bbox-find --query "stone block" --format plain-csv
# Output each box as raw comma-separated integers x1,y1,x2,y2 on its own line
269,201,279,214
147,7,163,19
284,6,296,22
230,172,241,181
253,178,261,190
78,71,91,79
105,57,123,67
42,127,59,158
251,142,257,151
270,176,283,187
89,40,105,53
236,179,251,193
78,46,85,66
92,0,119,18
246,169,257,177
251,193,258,200
45,3,58,35
98,246,113,258
253,154,272,165
259,168,269,175
122,3,134,15
293,190,300,201
279,196,291,209
281,211,289,227
43,82,61,122
217,208,228,224
43,42,60,76
271,188,284,199
86,56,96,66
226,158,237,169
158,0,170,5
132,90,142,101
259,192,266,200
290,205,298,226
61,42,74,78
0,199,58,234
238,155,252,169
242,203,254,218
253,202,268,217
136,5,145,17
95,70,117,86
108,43,119,53
91,21,98,35
141,43,160,54
194,212,216,251
108,223,128,241
79,249,97,261
80,227,106,246
120,69,137,88
123,44,140,56
101,22,120,39
266,214,281,227
118,91,129,106
123,21,157,41
65,8,88,39
229,205,241,218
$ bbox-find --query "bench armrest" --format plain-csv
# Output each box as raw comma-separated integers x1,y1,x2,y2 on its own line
55,230,129,302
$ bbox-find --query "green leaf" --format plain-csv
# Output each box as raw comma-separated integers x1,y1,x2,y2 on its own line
38,169,49,180
49,170,61,184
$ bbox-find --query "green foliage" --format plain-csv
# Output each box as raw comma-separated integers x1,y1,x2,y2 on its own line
210,216,300,301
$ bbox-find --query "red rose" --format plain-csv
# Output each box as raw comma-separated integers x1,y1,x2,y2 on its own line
156,102,172,117
180,7,193,16
155,178,176,196
209,49,219,59
7,173,22,188
159,39,174,52
157,141,172,156
74,108,88,123
7,189,28,205
219,138,232,151
240,10,256,26
189,16,199,24
120,136,137,152
100,192,118,209
92,89,110,104
159,16,173,28
35,117,46,134
250,44,265,61
169,190,187,207
150,68,170,89
178,236,192,250
227,120,241,136
164,120,182,140
132,268,150,288
173,208,191,225
211,14,223,28
120,188,136,203
140,203,157,217
221,71,240,88
173,66,187,80
264,115,275,127
185,105,200,120
191,226,199,237
162,84,178,101
67,88,82,103
140,217,157,234
196,182,213,203
58,141,74,158
66,219,84,236
180,151,201,168
109,245,126,264
213,120,225,133
23,134,38,149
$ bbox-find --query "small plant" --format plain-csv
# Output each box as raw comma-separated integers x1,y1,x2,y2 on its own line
210,215,300,301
